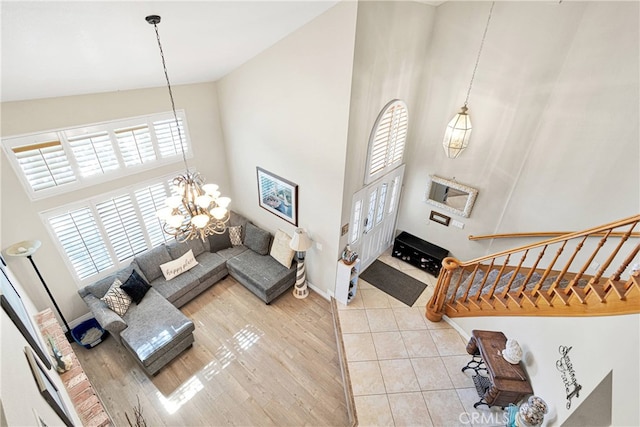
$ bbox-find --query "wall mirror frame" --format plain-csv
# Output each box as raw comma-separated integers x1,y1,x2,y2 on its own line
425,175,478,218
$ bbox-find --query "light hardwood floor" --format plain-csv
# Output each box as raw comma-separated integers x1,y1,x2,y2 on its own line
73,276,350,426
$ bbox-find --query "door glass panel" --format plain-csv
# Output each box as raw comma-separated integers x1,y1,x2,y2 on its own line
364,189,377,233
375,183,387,225
388,177,399,214
350,199,363,244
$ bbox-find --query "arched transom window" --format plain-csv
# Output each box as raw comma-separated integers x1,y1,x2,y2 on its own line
365,99,408,184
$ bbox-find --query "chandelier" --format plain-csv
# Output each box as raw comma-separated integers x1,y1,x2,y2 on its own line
147,15,230,241
442,2,495,159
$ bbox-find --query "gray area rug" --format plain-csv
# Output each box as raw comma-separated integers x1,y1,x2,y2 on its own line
359,260,427,307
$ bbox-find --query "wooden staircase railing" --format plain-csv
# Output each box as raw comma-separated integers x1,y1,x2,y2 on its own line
426,215,640,322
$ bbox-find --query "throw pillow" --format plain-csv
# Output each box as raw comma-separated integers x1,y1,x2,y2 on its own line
229,226,243,246
100,279,132,316
160,249,198,281
209,228,232,252
270,229,295,269
244,222,272,256
120,270,151,304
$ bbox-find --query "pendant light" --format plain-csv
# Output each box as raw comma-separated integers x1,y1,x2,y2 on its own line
443,2,495,159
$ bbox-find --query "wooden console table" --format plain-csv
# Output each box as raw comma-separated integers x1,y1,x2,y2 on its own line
462,330,533,409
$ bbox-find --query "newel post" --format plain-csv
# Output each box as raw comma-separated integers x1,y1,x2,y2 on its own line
426,257,460,322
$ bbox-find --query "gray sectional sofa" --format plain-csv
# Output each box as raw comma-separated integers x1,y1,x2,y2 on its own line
78,212,297,375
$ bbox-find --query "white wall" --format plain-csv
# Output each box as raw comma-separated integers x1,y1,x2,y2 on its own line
452,314,640,426
339,1,436,251
1,264,83,426
216,1,358,296
1,82,227,322
398,1,639,261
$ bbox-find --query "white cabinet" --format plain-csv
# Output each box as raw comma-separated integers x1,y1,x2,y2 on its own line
336,258,360,305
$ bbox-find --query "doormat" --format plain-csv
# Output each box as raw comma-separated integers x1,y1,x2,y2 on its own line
359,260,427,307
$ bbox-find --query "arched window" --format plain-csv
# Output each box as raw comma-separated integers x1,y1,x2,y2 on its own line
364,99,408,184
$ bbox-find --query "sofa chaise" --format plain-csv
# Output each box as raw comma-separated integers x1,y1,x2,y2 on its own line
78,212,297,375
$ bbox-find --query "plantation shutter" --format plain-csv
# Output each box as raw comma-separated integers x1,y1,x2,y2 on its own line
96,195,147,262
67,131,119,177
114,125,156,167
134,184,171,247
12,141,76,191
153,117,186,158
365,100,409,184
48,208,113,280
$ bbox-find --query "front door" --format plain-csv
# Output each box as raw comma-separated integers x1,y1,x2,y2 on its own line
349,165,405,270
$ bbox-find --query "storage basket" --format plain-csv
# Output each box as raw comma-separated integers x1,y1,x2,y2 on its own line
71,318,107,349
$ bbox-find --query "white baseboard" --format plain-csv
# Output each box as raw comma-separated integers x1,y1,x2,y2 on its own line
443,315,470,342
307,281,331,301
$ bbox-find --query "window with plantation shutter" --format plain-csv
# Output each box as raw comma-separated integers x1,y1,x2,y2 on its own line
67,131,119,177
96,195,147,262
48,208,114,280
154,117,187,158
365,100,408,184
42,173,178,284
12,141,77,191
115,125,156,166
2,110,191,200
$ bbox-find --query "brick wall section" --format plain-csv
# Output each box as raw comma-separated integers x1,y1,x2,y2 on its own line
35,309,112,427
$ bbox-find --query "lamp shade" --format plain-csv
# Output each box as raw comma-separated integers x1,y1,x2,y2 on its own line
290,228,312,252
6,240,42,257
443,105,472,159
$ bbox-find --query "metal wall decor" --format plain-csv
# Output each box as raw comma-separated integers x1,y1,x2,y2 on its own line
556,345,583,409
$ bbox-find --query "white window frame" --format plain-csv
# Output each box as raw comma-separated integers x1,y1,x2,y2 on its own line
2,110,192,201
364,99,409,184
40,172,181,286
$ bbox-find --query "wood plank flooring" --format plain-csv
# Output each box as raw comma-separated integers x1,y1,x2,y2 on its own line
73,276,349,426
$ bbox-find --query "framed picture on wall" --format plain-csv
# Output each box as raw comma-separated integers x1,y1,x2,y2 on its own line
24,346,74,427
1,265,52,369
256,167,298,226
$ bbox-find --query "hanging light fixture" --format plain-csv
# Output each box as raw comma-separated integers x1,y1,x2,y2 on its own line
146,15,231,241
443,2,495,159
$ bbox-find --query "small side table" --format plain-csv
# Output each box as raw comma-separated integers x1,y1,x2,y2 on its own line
462,330,533,409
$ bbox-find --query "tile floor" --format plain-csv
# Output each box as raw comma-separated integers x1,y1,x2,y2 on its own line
336,249,507,427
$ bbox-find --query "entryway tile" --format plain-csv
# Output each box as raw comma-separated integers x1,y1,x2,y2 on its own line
422,389,467,426
354,394,394,427
366,308,398,332
379,359,420,393
372,331,408,359
392,307,428,330
361,288,391,309
339,310,370,334
348,361,386,396
401,330,439,358
411,357,454,391
456,387,507,426
430,328,469,356
343,333,377,361
387,392,434,427
441,355,475,388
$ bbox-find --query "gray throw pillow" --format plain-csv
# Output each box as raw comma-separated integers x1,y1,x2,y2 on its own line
244,223,272,256
209,229,233,252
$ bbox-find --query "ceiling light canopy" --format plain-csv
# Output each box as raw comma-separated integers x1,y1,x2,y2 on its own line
147,15,231,241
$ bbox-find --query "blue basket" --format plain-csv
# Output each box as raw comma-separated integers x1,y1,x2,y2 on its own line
71,318,107,349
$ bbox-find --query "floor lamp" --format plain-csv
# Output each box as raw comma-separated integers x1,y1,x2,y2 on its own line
6,240,73,342
290,228,312,299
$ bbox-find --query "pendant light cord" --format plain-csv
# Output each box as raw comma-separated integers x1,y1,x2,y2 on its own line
151,20,190,173
464,1,495,107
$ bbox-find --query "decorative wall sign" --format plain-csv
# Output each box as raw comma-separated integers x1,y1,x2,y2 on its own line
556,345,582,409
257,167,298,225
